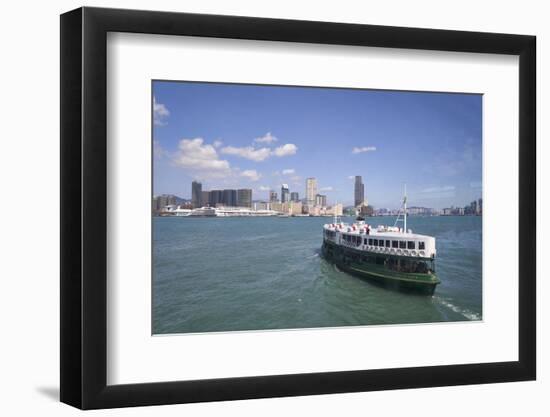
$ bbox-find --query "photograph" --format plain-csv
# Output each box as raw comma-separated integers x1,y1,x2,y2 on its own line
152,80,483,335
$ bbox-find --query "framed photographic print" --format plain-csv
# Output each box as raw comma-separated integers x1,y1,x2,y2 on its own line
60,6,536,409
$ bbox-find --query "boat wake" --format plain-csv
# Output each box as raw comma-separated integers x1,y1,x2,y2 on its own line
434,296,481,321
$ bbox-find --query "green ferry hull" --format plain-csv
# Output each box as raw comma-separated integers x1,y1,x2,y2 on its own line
322,240,440,295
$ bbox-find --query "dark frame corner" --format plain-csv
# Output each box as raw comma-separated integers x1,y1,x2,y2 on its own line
60,6,536,410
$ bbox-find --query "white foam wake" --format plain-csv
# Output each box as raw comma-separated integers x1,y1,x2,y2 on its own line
435,297,481,321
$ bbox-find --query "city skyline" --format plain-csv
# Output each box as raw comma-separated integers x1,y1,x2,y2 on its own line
153,81,482,209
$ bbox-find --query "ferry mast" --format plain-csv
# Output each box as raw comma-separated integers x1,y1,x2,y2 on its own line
393,184,408,233
404,184,407,233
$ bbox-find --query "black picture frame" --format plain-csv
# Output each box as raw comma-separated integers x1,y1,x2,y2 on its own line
60,6,536,410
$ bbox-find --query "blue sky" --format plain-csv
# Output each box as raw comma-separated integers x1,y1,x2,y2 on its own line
153,81,482,209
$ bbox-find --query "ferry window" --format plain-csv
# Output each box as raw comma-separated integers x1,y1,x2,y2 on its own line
386,240,390,247
392,240,398,248
379,240,385,247
399,241,406,249
364,238,368,245
408,241,415,249
419,241,425,250
368,239,373,245
373,239,378,246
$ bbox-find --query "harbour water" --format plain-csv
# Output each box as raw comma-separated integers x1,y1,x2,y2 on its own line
153,216,482,334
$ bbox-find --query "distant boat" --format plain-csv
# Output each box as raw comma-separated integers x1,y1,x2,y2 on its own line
321,188,440,295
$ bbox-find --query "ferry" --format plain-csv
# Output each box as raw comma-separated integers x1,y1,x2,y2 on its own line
321,191,440,295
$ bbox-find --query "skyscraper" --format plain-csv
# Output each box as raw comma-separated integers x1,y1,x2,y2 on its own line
315,194,327,207
209,190,222,207
153,194,177,212
191,181,202,208
354,176,365,207
281,184,290,203
201,191,210,207
222,189,237,206
290,192,299,202
269,190,278,202
237,189,252,208
306,177,317,205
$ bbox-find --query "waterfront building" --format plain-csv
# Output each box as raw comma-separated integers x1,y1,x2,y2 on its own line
270,202,284,213
326,203,343,216
289,201,303,215
254,201,270,211
222,189,237,206
306,177,317,205
153,194,177,212
290,192,300,202
308,206,321,216
191,181,202,208
201,191,210,207
315,194,327,207
209,190,223,207
237,188,252,208
354,176,365,207
477,198,482,215
281,184,290,203
269,190,278,203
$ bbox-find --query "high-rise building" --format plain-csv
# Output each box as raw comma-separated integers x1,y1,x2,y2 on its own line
315,194,327,207
477,198,482,215
191,181,202,208
269,190,278,202
209,190,222,207
222,189,237,206
290,192,300,202
237,189,252,208
201,191,210,207
153,194,177,212
354,176,365,207
306,178,317,205
281,184,290,203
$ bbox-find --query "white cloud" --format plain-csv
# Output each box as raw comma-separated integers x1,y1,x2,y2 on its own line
241,169,262,182
319,186,334,191
352,146,376,154
258,185,271,191
221,145,272,162
153,97,170,126
254,132,278,144
282,168,295,175
273,143,298,157
221,143,297,161
172,138,231,178
348,175,355,180
421,185,455,193
213,140,223,148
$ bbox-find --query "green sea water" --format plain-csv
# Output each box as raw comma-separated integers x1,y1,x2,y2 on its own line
153,215,482,334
